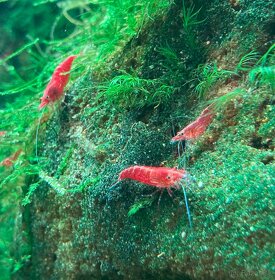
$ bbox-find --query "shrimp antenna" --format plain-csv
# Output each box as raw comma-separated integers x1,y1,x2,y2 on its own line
109,181,120,191
35,107,45,160
177,142,181,158
181,183,192,228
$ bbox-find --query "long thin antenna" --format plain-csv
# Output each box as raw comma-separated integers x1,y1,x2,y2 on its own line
109,181,120,191
177,142,181,158
171,117,192,228
35,107,45,160
182,141,189,169
181,184,192,228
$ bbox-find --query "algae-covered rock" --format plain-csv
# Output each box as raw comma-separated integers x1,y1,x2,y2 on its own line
8,0,274,279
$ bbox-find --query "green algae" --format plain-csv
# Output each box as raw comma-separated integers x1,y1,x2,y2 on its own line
128,196,155,217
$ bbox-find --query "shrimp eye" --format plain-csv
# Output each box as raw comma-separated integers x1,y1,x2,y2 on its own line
167,175,171,179
179,132,183,136
46,95,50,99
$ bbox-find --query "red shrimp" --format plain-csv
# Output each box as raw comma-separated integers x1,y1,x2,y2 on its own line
0,149,22,167
117,165,192,227
39,55,77,109
0,131,7,137
118,166,186,189
171,106,214,142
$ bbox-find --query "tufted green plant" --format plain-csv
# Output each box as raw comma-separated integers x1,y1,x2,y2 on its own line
182,0,205,51
98,73,174,109
249,66,275,90
193,63,235,99
193,44,274,101
248,44,274,89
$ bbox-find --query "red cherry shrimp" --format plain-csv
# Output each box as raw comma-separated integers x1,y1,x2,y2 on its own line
112,165,192,227
36,55,77,159
171,106,214,143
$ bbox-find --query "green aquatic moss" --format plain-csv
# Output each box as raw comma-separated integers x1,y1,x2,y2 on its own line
193,63,235,99
98,73,174,109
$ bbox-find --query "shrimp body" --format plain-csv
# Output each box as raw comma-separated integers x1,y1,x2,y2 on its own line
0,149,22,167
118,166,186,188
118,165,192,227
171,106,214,142
39,55,77,109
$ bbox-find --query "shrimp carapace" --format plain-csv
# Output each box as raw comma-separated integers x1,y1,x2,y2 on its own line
118,165,187,188
171,106,214,142
39,55,77,109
